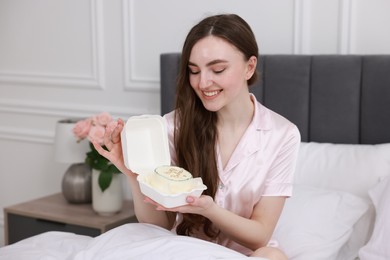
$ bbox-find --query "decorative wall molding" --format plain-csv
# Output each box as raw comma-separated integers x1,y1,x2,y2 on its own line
338,0,353,54
0,126,53,144
0,98,147,119
0,98,153,143
0,0,105,90
122,0,159,91
293,0,311,54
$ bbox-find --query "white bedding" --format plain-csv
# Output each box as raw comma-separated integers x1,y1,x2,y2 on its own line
0,223,264,260
2,142,389,260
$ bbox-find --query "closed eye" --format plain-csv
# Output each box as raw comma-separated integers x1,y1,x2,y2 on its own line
214,68,225,74
188,64,200,75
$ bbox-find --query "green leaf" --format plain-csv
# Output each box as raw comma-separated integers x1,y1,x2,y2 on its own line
98,170,113,192
84,142,122,191
106,163,120,175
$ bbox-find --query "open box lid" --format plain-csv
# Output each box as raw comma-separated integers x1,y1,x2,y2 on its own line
121,115,171,174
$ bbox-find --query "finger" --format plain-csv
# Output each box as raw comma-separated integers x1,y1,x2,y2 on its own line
186,196,195,203
143,197,164,210
103,125,114,150
111,119,123,144
144,196,159,206
144,197,175,211
92,140,111,159
118,118,125,125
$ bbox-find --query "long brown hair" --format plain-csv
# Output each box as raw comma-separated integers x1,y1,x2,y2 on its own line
174,14,259,238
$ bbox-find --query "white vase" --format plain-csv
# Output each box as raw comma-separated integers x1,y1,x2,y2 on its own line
92,169,123,216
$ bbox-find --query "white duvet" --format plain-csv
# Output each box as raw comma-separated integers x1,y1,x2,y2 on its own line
0,223,264,260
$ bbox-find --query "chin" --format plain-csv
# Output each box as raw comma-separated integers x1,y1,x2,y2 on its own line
202,102,222,112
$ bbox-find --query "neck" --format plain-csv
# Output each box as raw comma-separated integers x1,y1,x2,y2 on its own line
217,93,254,130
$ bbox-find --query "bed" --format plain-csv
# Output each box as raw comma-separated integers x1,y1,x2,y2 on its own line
1,54,390,260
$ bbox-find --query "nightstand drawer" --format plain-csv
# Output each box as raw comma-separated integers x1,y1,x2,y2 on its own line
4,194,136,245
7,213,101,244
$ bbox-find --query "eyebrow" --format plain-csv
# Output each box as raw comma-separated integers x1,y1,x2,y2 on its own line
188,59,228,67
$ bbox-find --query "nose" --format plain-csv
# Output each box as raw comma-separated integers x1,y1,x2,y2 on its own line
199,71,213,89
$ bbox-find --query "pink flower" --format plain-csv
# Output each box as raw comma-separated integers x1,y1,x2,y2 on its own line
72,112,115,144
95,112,112,127
88,124,106,145
107,120,119,131
70,112,121,192
73,119,92,141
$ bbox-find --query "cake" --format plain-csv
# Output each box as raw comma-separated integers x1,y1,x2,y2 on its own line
155,165,192,181
147,165,194,194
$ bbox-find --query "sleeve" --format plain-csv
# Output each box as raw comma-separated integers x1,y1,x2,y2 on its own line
163,111,178,166
262,122,301,197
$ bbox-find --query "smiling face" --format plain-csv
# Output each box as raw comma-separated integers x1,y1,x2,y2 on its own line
188,36,256,113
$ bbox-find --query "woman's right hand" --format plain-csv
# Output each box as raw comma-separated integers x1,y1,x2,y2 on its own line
91,118,135,177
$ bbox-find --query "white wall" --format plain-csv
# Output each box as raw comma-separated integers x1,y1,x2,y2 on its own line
1,0,390,246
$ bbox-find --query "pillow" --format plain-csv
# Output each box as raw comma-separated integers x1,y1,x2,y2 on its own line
295,142,390,259
336,205,375,260
272,185,369,260
295,142,390,198
359,176,390,260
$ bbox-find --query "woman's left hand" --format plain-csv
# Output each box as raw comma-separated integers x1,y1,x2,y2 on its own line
143,195,215,216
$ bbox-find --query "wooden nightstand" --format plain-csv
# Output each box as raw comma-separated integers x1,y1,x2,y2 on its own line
4,193,137,245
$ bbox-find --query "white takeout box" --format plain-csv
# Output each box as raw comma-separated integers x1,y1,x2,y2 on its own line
121,115,207,208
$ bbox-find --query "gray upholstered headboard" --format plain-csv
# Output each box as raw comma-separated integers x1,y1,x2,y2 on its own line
160,54,390,145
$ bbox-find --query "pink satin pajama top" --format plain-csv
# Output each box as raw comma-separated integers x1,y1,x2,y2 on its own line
164,94,301,256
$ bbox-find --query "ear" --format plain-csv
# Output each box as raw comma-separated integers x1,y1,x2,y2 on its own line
245,56,257,80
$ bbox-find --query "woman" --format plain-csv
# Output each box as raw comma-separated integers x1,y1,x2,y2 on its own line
94,14,300,260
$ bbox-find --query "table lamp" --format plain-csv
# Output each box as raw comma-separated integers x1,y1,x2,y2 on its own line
54,118,92,203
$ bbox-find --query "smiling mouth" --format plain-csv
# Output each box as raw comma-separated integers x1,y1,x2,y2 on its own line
203,90,222,97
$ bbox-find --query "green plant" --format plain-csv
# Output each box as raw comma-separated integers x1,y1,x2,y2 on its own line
85,142,121,192
72,112,122,192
